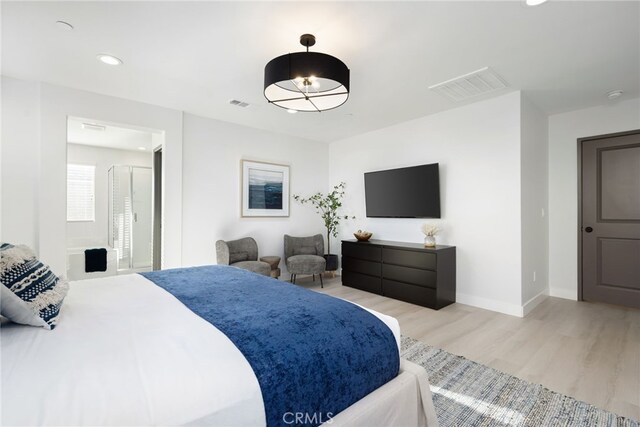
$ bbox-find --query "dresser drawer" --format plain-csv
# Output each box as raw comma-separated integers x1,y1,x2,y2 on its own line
382,264,436,288
342,270,382,294
382,248,436,270
342,243,382,262
382,279,437,308
342,256,381,277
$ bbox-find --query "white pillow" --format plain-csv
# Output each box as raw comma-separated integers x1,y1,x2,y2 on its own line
0,285,48,328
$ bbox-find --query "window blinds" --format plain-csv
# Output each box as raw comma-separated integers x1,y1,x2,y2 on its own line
67,164,96,222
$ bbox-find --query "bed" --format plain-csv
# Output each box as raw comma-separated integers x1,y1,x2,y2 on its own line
1,265,438,426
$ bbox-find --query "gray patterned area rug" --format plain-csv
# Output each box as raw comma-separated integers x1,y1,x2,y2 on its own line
401,336,639,427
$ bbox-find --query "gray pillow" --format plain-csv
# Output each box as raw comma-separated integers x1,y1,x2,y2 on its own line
296,246,317,255
229,251,249,264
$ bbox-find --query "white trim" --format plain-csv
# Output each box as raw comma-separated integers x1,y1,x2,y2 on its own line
455,292,524,317
548,287,578,300
522,289,548,317
457,290,549,318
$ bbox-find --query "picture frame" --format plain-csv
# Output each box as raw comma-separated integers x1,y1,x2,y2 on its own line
241,160,290,217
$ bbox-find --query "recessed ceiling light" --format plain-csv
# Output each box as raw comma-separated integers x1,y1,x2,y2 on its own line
526,0,548,6
55,21,74,31
607,90,623,100
287,109,298,114
97,54,123,66
137,147,147,151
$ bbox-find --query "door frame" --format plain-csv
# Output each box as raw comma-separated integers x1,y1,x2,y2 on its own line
577,129,640,301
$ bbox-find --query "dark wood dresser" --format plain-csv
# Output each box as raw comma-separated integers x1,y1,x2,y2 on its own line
341,239,456,309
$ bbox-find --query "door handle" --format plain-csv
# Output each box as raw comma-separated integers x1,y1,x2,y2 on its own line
585,226,593,233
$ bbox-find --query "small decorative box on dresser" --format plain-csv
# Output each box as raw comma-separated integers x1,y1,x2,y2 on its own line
341,239,456,309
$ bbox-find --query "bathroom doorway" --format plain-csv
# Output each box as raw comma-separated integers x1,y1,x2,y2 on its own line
66,117,164,280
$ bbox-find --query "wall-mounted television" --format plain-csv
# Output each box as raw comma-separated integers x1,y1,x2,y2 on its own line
364,163,440,218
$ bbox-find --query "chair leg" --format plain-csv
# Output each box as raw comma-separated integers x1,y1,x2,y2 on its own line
293,274,296,284
319,273,324,288
313,274,315,282
290,274,294,283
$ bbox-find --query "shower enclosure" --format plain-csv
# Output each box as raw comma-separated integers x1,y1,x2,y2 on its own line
108,165,153,271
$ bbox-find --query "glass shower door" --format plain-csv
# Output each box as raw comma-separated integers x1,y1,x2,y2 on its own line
108,165,152,271
131,167,152,269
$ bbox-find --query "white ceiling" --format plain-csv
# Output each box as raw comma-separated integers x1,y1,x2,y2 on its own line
3,1,638,143
67,117,154,152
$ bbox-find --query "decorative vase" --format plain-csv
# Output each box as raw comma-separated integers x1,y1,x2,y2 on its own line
354,230,373,242
424,235,436,248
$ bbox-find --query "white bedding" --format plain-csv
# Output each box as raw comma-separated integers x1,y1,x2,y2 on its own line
1,273,402,426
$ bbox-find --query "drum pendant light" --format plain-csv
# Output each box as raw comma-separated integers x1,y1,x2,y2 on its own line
264,34,350,112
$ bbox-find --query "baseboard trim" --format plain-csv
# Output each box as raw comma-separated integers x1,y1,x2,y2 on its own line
456,293,524,317
549,287,577,301
457,289,549,318
522,290,548,316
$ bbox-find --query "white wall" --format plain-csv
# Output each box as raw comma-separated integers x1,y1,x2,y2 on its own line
329,92,525,315
66,143,152,248
10,71,634,317
520,95,549,312
548,97,640,300
1,78,40,251
181,113,328,276
1,76,183,274
2,76,328,278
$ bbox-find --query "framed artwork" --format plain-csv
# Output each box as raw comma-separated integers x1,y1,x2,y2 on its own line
241,160,290,217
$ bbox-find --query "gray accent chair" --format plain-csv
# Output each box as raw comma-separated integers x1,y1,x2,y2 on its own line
215,237,271,277
284,234,327,287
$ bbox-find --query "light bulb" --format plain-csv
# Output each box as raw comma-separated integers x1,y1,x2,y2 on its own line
526,0,548,5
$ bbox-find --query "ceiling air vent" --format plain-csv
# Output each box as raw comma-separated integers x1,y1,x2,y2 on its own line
82,123,106,131
229,99,250,108
428,67,508,102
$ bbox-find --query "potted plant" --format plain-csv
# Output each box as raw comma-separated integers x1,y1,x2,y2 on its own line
293,182,355,271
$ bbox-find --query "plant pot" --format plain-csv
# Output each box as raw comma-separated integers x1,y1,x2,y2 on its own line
324,254,339,271
424,235,436,248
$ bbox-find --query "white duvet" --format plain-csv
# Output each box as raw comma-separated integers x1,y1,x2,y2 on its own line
1,273,400,426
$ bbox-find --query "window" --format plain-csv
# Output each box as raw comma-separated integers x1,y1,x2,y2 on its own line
67,164,96,222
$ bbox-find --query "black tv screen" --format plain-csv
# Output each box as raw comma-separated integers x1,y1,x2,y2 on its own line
365,163,440,218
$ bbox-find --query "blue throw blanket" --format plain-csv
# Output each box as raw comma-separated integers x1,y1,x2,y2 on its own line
141,265,399,427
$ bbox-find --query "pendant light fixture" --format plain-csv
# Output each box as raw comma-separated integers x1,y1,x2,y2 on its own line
264,34,350,112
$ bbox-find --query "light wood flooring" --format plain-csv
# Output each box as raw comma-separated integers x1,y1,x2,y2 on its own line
294,274,640,420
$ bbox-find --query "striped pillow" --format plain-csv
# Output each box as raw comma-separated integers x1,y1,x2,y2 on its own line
0,243,69,329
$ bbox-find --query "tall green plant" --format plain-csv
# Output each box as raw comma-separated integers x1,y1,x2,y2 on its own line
293,182,355,254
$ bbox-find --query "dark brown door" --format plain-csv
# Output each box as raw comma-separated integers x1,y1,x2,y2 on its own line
152,148,162,271
581,130,640,309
